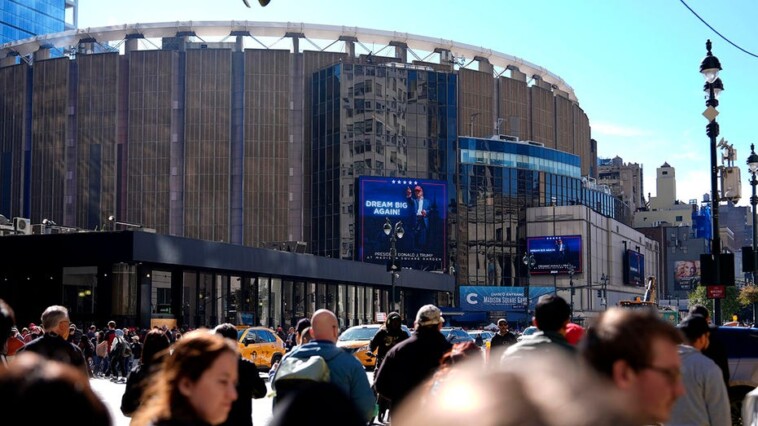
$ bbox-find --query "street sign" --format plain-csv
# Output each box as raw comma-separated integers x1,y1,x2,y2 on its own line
707,285,726,299
375,312,386,322
703,106,719,122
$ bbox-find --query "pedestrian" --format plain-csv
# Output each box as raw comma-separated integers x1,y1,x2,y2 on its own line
271,309,375,423
17,304,89,377
369,311,408,422
391,349,639,426
580,307,685,425
0,351,112,426
489,318,517,361
214,323,267,426
373,304,452,421
108,328,129,382
668,315,730,426
130,329,239,426
120,328,172,417
294,318,311,346
689,304,730,386
502,295,574,361
0,298,16,368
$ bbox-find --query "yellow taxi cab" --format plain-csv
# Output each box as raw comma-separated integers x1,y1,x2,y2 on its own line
236,326,286,370
336,323,410,370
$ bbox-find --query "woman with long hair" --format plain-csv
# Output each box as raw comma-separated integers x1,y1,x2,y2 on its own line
130,329,239,426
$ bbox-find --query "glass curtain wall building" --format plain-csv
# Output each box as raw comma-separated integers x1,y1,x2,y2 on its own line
1,0,76,44
453,136,624,288
311,62,457,260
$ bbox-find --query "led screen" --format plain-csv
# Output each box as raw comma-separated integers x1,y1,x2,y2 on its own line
526,235,582,275
357,176,447,271
674,260,700,291
624,249,645,286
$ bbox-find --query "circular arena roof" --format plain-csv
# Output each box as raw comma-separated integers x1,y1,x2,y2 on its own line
0,21,577,102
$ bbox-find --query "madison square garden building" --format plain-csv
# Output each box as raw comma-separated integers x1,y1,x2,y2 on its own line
0,22,627,327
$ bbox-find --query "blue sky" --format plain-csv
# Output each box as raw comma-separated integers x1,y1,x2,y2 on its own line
78,0,758,207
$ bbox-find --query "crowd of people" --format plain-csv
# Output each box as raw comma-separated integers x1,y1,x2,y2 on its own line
0,295,743,425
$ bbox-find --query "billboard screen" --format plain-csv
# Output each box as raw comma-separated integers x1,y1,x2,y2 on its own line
357,176,447,271
674,260,700,291
459,286,555,312
623,249,645,286
526,235,582,274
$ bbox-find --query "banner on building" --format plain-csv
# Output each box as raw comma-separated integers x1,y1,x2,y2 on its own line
674,260,700,291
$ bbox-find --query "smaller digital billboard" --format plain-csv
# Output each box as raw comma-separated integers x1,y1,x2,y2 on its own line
674,260,700,291
357,176,447,271
526,235,582,275
623,249,645,286
459,286,555,312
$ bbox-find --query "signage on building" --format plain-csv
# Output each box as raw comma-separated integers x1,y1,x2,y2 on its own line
357,176,447,272
459,286,554,311
623,249,645,286
526,235,582,275
674,260,700,291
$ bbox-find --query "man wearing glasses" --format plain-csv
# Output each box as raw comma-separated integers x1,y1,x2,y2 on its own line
581,308,686,425
17,305,88,377
668,314,730,426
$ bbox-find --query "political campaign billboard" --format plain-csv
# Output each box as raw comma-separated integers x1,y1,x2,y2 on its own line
526,235,582,275
357,176,447,271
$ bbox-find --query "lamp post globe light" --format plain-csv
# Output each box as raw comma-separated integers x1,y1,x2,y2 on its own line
701,39,724,325
383,217,404,311
747,145,758,295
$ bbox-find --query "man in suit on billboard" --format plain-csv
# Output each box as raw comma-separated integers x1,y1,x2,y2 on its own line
406,185,431,250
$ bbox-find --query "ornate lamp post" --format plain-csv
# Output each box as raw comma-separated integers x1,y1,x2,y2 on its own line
747,145,758,289
701,39,724,325
522,251,535,327
383,217,404,311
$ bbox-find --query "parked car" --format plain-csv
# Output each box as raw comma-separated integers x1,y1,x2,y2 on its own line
337,323,411,370
467,330,494,348
236,326,286,370
440,327,475,344
517,326,539,341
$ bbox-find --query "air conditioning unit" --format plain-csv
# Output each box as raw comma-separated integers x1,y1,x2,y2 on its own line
13,217,31,235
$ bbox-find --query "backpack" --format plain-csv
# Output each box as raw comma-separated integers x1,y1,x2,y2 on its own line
121,341,133,358
271,355,330,402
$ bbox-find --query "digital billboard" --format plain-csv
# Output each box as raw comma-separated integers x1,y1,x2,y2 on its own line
357,176,447,271
526,235,582,274
674,260,700,291
623,249,645,286
459,286,555,312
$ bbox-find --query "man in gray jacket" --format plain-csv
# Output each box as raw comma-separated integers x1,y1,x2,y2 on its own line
668,314,730,426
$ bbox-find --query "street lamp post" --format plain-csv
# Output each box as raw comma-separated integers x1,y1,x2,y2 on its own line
523,251,535,327
701,39,724,325
747,145,758,324
383,217,404,311
599,273,609,311
568,266,575,320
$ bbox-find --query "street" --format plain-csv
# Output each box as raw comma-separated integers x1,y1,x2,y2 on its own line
90,370,377,426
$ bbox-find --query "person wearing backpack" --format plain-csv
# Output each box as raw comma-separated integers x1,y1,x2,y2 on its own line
271,309,375,423
109,329,128,382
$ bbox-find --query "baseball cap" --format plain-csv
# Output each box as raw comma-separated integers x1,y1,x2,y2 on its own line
414,185,422,191
415,304,444,326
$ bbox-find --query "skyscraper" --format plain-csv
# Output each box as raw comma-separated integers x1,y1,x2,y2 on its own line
1,0,77,45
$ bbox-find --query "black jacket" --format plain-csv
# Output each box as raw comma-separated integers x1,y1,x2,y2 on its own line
18,333,88,377
219,357,267,426
373,326,452,408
